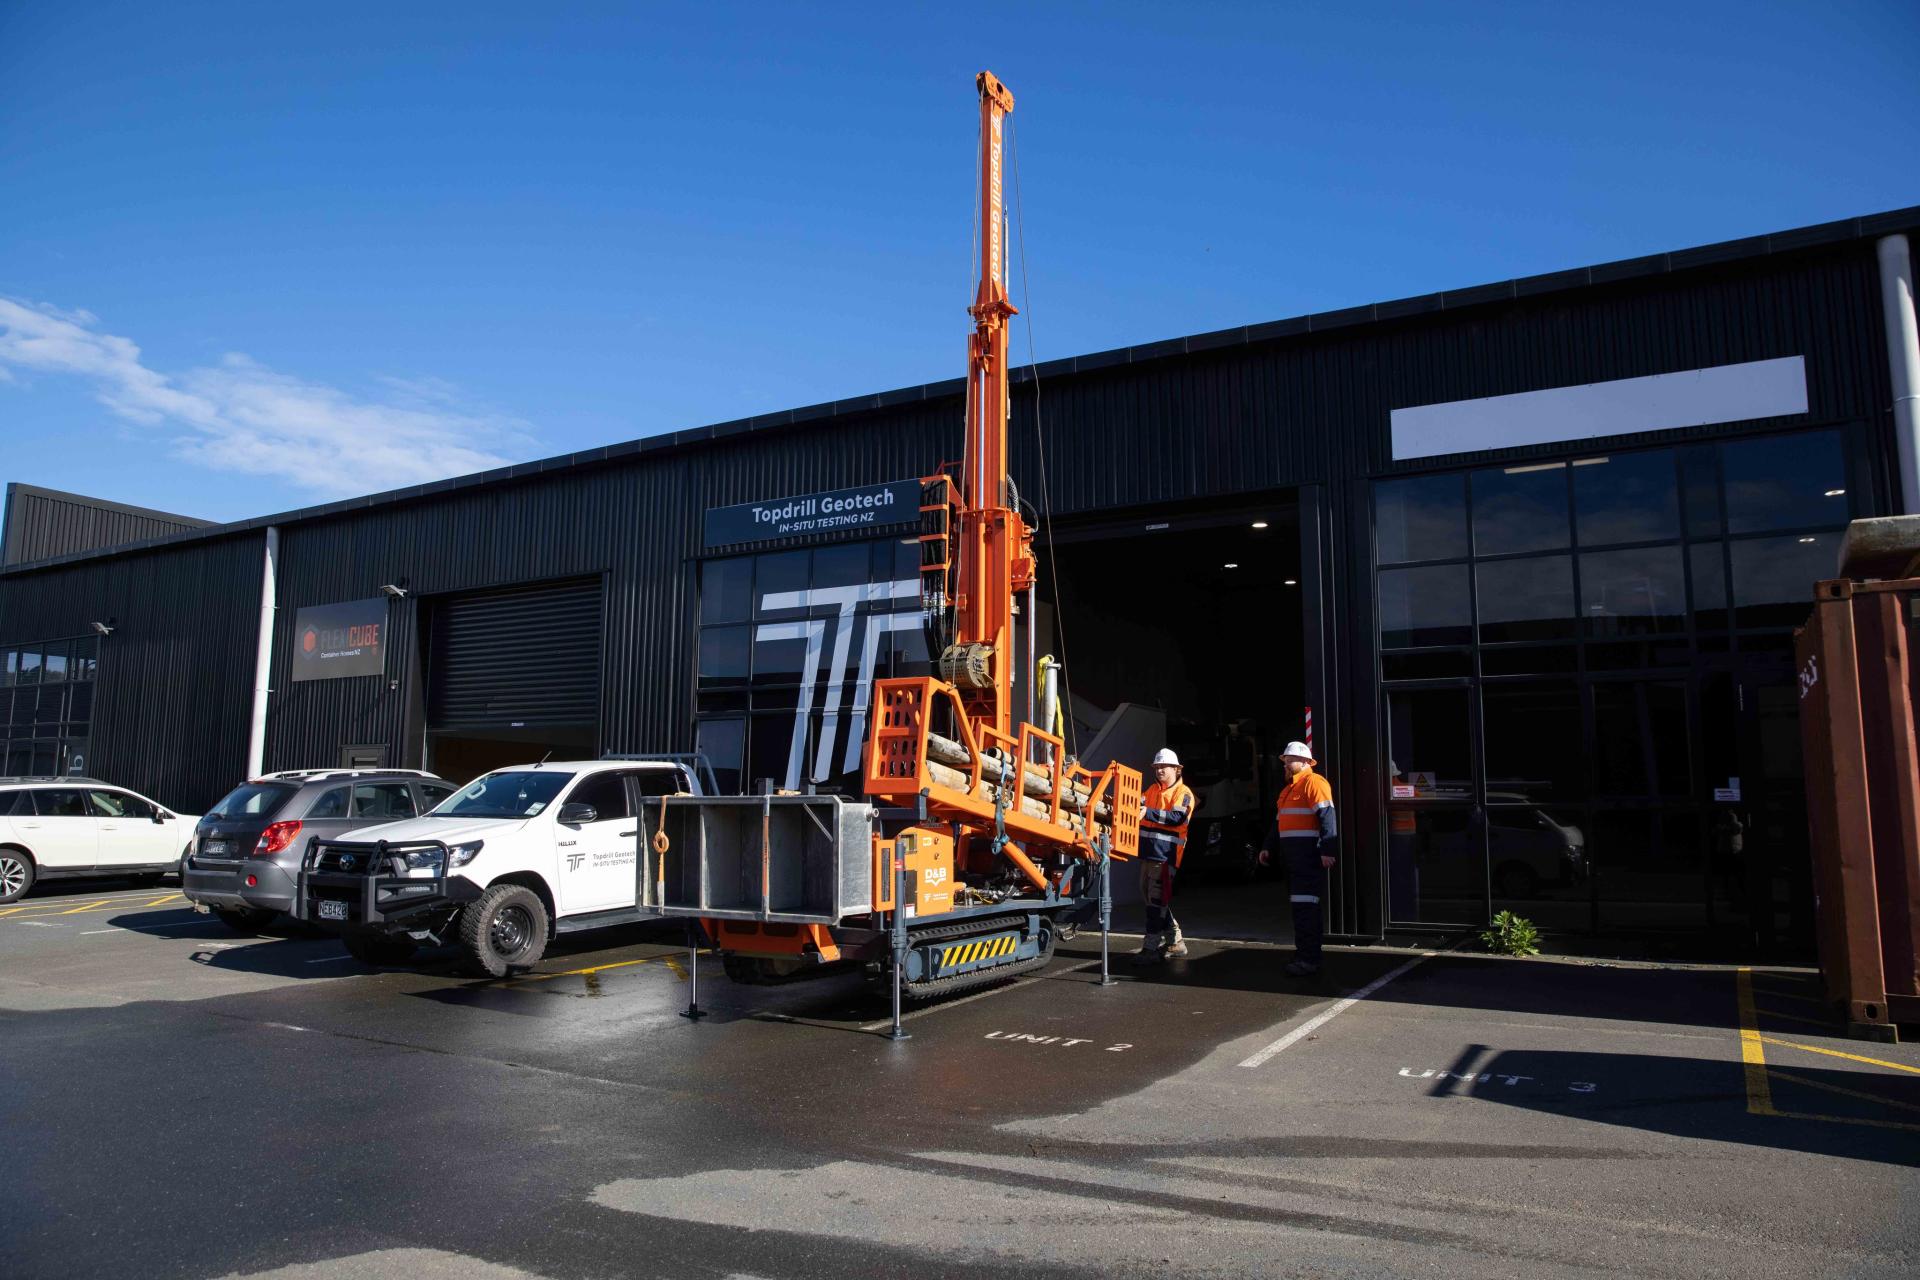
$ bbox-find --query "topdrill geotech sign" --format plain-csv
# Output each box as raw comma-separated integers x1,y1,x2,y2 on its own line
704,479,920,549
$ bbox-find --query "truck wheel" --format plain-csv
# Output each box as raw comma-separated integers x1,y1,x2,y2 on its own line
457,884,548,977
0,848,34,903
343,930,418,966
212,906,277,934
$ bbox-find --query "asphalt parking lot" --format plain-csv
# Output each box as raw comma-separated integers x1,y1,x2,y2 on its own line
2,878,1917,1280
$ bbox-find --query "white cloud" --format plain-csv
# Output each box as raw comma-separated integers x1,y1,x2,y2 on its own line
0,297,533,497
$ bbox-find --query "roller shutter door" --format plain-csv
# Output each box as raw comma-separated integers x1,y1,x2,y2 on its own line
428,579,603,731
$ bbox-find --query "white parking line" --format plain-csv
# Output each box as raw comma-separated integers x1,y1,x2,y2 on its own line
305,954,355,965
1238,951,1436,1069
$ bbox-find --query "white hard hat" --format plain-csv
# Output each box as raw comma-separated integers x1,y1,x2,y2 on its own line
1151,748,1181,768
1281,741,1316,763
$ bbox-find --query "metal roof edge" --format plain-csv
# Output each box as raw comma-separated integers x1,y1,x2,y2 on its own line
6,204,1916,576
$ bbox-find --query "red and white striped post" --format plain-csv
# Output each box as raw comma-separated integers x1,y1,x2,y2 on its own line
1303,705,1313,756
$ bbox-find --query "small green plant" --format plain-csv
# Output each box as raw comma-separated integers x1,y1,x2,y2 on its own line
1480,910,1541,957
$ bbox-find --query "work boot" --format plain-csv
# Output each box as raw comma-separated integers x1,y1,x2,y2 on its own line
1163,939,1189,959
1132,931,1163,958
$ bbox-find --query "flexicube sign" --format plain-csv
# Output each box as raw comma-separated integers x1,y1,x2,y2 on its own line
704,479,919,549
291,598,387,682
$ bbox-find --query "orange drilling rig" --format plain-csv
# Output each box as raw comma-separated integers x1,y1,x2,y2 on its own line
646,72,1140,1011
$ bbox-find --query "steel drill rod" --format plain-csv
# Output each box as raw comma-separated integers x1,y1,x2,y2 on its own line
924,732,1113,822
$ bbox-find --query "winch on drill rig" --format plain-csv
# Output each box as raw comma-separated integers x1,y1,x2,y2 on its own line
638,71,1142,1003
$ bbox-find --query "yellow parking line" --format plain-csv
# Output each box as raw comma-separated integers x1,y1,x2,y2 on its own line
58,899,111,915
1769,1068,1920,1118
146,893,183,906
523,957,658,982
1735,967,1776,1115
1760,1035,1920,1076
1769,1108,1920,1135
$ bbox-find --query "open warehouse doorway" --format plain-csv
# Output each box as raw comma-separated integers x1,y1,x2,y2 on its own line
1034,495,1310,941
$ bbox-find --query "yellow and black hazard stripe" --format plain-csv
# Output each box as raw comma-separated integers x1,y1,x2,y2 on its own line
938,932,1021,971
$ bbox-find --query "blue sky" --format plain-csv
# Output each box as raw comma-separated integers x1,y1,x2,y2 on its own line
2,1,1916,522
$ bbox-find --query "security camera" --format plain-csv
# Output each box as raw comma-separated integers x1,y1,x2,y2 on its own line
90,620,114,636
378,583,408,598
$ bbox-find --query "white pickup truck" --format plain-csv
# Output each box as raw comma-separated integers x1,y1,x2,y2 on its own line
294,757,707,974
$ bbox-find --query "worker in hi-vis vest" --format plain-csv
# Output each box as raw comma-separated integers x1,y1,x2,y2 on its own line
1260,740,1338,976
1137,747,1194,961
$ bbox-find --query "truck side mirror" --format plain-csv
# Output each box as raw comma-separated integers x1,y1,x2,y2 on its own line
558,802,597,826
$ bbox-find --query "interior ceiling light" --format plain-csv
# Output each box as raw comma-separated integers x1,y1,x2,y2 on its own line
1825,488,1846,497
1284,578,1299,586
1223,563,1239,569
1504,462,1566,475
1799,537,1818,544
1571,457,1609,466
1250,521,1269,529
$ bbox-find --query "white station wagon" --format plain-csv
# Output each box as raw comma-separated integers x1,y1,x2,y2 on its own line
0,776,200,902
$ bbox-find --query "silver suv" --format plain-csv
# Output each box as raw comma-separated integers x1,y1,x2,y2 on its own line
182,769,455,933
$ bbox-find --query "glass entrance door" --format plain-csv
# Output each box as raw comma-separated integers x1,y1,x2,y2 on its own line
1384,685,1484,926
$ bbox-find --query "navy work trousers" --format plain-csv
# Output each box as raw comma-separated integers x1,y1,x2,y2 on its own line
1287,844,1327,966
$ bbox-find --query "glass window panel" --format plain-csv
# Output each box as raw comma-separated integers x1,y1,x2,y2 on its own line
696,690,749,715
1386,806,1484,926
66,682,91,724
811,543,869,589
1381,650,1472,681
1385,687,1473,799
565,771,631,821
40,645,67,685
1573,449,1678,546
306,788,350,819
1489,803,1588,915
30,744,55,776
697,625,751,687
6,744,29,775
1378,564,1471,649
1592,681,1691,798
1584,639,1690,671
891,536,923,583
1580,545,1686,636
37,788,89,817
753,551,810,617
1729,533,1838,629
60,737,89,777
1482,681,1584,802
1478,645,1577,675
352,782,416,820
749,711,808,792
749,623,814,687
1472,464,1569,556
1476,555,1576,643
885,617,930,674
1690,542,1729,630
695,717,746,796
1375,474,1468,564
1592,810,1707,929
15,651,41,686
34,688,63,724
700,557,754,625
1722,430,1848,533
1680,444,1722,537
1,651,15,687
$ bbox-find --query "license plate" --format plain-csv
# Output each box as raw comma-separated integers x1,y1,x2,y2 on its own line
202,840,231,856
317,899,348,922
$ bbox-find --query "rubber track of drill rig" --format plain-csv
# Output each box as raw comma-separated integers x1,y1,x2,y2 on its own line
883,912,1058,1002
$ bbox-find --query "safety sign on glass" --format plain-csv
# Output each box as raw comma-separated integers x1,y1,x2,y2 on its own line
1714,777,1742,803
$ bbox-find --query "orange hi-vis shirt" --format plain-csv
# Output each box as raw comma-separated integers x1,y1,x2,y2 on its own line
1275,767,1336,849
1141,779,1195,866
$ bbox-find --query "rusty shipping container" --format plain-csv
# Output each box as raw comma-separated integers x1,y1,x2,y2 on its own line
1795,548,1920,1040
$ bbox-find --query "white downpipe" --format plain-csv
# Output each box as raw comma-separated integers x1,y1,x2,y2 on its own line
246,526,279,778
1877,234,1920,513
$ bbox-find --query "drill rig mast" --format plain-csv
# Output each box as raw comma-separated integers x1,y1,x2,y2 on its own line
685,72,1141,998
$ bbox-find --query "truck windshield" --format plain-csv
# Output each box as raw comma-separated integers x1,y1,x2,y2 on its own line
207,782,297,821
431,771,574,818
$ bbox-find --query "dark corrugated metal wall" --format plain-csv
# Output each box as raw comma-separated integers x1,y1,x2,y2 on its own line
2,485,212,566
0,240,1901,837
0,532,261,812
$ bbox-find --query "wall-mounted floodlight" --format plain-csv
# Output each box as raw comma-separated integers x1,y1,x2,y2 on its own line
90,620,115,636
378,583,409,599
